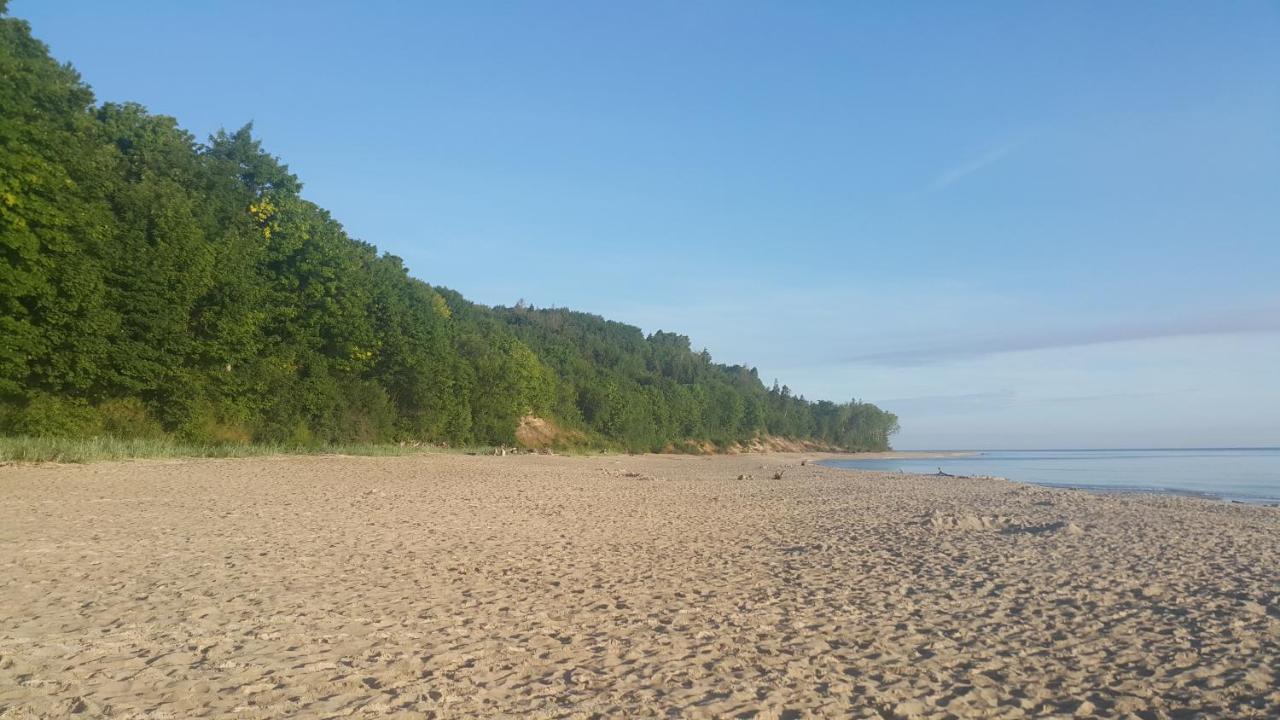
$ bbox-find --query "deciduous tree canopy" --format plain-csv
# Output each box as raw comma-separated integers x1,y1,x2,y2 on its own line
0,8,897,451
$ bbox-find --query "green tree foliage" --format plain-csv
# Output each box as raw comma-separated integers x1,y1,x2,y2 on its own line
495,306,898,451
0,7,898,451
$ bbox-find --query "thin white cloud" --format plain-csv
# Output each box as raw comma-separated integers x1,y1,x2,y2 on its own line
929,138,1026,191
1042,389,1198,404
847,308,1280,366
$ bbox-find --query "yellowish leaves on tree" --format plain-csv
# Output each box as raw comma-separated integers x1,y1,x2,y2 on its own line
430,291,452,319
248,198,277,239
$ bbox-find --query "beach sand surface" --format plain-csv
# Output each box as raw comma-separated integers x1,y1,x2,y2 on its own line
1,452,1277,718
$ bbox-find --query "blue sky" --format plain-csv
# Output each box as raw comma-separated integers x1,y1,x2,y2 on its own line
15,1,1280,449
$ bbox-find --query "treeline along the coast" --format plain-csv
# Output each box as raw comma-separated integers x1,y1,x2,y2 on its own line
0,5,898,452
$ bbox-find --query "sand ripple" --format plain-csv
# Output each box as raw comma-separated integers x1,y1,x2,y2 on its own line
1,454,1277,718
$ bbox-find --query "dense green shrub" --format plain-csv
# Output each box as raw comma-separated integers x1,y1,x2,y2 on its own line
1,396,102,438
97,397,164,439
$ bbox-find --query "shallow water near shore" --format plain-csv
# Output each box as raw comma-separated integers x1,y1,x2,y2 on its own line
827,448,1280,504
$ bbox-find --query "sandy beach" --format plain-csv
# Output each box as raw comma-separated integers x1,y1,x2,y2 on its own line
1,452,1277,719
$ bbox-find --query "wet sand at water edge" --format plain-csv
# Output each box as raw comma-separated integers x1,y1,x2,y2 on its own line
1,452,1277,718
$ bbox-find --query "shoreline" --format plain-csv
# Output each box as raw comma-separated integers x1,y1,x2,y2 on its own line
2,452,1276,717
820,449,1280,507
826,462,1280,507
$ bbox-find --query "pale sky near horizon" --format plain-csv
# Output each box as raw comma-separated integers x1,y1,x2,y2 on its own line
14,1,1280,450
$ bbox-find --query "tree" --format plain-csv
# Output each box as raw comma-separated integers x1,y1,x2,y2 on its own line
0,5,900,452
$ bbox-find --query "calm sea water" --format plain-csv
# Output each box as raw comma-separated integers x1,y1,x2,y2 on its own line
825,448,1280,505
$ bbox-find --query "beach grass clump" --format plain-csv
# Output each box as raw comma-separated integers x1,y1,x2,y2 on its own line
0,436,483,464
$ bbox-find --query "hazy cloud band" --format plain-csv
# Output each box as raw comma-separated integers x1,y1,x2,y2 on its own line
848,313,1280,366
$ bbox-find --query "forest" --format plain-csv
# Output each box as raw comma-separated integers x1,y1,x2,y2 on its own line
0,5,898,453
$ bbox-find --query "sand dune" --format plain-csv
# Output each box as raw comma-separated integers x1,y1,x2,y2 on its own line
1,453,1277,718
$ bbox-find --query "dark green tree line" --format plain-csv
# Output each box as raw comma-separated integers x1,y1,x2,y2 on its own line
0,6,898,451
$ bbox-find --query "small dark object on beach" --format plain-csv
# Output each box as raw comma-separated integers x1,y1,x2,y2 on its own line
800,459,808,466
772,470,786,480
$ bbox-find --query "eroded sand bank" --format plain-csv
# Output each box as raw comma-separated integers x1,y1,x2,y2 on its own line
1,453,1277,718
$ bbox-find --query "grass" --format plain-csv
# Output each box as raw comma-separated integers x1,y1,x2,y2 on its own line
0,435,498,464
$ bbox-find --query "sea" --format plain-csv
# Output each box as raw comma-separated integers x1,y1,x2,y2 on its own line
824,448,1280,505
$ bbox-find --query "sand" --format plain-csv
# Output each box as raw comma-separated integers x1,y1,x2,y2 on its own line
1,452,1277,719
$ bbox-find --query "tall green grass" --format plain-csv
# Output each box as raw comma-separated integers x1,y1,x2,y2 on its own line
0,436,492,464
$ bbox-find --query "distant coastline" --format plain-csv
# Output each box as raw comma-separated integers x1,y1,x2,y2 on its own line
829,450,979,460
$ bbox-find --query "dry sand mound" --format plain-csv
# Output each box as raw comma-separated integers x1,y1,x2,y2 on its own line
925,511,1012,530
1,453,1277,718
513,414,584,449
925,512,1086,536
